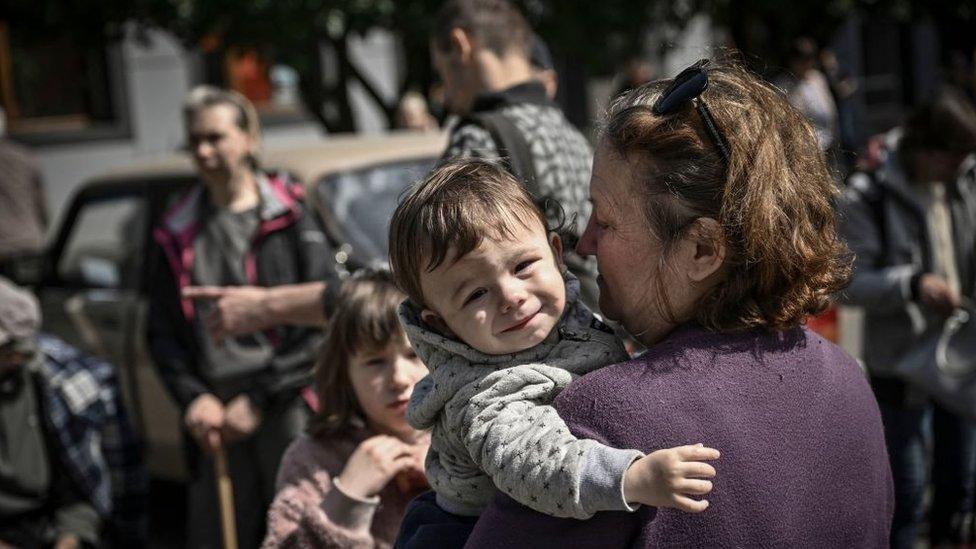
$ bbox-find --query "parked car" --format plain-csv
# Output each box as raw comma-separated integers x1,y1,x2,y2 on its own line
17,131,445,480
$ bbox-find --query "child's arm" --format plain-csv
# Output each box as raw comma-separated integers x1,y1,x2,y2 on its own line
454,363,716,519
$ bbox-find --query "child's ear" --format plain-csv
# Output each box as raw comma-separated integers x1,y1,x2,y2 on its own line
549,232,565,270
420,309,456,338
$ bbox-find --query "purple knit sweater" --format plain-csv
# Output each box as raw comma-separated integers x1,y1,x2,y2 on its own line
466,324,893,548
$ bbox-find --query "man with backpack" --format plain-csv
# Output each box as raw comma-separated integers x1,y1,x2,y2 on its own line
837,89,976,548
430,0,598,303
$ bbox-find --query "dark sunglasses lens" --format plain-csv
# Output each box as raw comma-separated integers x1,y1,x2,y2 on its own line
652,70,708,115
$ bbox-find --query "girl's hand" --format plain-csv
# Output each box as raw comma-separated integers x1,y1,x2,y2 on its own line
623,444,720,513
396,436,431,492
337,435,416,499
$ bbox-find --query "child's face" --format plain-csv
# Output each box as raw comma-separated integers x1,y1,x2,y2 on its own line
419,220,566,355
349,336,428,439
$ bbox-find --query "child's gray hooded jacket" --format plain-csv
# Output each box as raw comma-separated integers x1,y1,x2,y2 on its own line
399,277,641,518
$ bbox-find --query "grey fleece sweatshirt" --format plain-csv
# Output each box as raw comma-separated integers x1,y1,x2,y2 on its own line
400,277,643,519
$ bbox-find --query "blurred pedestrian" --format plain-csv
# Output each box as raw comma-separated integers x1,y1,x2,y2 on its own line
612,56,654,99
146,86,335,548
431,0,600,307
395,92,439,132
0,106,48,277
529,34,558,100
837,89,976,548
776,38,838,154
0,277,147,548
263,270,429,548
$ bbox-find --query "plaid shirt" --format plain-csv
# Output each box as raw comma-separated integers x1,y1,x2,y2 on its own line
35,334,148,546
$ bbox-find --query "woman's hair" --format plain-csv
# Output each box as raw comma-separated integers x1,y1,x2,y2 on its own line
306,269,408,438
601,60,851,331
182,85,262,167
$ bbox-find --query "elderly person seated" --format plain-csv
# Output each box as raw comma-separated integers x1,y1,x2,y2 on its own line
0,278,146,548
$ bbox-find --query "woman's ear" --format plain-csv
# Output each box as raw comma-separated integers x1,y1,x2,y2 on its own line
420,309,455,338
681,218,726,283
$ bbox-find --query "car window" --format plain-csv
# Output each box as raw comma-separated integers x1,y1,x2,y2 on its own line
315,158,435,267
59,194,148,289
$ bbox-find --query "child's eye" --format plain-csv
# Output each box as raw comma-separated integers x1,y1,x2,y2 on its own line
463,288,487,306
514,259,536,273
364,357,387,367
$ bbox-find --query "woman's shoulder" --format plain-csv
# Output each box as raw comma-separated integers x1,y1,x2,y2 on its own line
554,325,859,435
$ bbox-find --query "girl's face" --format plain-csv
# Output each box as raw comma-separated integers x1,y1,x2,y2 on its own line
348,337,428,440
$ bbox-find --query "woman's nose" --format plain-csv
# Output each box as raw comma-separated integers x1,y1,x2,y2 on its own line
577,216,597,257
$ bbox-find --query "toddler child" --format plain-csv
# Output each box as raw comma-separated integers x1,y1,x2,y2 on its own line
388,160,719,542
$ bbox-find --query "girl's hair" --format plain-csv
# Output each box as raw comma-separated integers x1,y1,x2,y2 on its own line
182,85,262,168
306,268,408,439
601,59,852,331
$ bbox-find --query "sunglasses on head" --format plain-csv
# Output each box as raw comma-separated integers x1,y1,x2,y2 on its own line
652,59,731,164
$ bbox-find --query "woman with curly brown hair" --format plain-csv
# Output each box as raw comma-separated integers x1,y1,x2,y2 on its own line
465,60,894,548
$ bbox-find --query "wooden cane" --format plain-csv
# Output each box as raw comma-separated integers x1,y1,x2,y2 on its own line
214,447,239,549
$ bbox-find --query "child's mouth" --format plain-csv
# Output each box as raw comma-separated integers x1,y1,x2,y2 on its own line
502,309,541,333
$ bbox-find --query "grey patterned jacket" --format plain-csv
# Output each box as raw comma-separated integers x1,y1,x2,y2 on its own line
441,81,593,239
400,276,642,518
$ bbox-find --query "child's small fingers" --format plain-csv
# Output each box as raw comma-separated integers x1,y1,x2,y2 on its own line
677,479,713,495
673,495,710,513
681,461,717,478
677,445,721,460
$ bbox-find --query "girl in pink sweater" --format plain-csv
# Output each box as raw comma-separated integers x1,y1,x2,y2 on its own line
263,270,430,548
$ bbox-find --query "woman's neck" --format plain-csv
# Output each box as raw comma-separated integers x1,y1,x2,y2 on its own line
206,169,260,212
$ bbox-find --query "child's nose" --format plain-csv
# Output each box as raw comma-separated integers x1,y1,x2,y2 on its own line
499,278,527,312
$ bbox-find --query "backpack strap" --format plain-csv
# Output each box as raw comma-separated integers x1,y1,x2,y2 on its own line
462,111,542,200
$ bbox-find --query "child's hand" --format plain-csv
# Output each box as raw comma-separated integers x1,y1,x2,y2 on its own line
623,443,720,513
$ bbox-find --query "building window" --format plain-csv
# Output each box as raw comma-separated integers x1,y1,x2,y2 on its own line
0,21,128,143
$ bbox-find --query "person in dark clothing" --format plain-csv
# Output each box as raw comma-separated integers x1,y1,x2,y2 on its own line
837,90,976,548
430,0,600,309
1,277,147,549
0,278,98,549
147,86,334,548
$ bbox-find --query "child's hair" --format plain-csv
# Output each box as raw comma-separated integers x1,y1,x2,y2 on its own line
388,158,549,309
306,268,407,438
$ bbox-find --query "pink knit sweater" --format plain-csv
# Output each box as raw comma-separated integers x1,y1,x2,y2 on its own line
262,430,429,548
